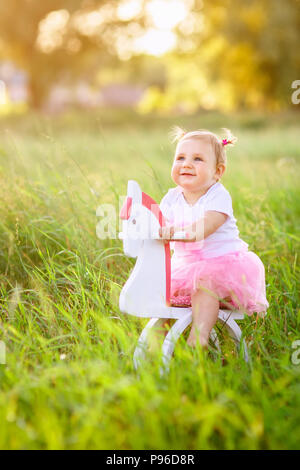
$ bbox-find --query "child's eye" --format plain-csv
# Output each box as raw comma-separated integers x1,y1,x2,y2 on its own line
194,157,203,161
177,156,184,160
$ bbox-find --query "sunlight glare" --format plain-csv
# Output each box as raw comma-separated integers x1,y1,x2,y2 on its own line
36,9,70,53
72,5,115,36
146,0,188,30
117,0,142,21
133,29,177,56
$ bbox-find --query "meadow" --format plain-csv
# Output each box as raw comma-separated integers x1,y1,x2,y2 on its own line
0,109,299,449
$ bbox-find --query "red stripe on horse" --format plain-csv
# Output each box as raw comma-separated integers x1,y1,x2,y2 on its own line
142,192,171,306
120,196,132,220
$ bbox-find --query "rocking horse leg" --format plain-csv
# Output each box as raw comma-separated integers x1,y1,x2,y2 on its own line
161,315,220,375
219,316,249,363
133,318,166,370
209,328,221,352
161,311,192,375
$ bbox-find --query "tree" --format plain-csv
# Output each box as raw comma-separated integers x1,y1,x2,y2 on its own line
170,0,300,110
0,0,299,111
0,0,148,108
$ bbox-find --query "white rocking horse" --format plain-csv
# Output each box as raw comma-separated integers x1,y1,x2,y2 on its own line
119,180,249,373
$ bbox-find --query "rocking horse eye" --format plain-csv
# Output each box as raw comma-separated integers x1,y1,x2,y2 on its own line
132,219,136,224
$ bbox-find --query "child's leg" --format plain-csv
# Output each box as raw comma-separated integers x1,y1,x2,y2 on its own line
187,289,219,348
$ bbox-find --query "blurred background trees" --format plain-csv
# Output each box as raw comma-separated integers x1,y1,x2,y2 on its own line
0,0,299,112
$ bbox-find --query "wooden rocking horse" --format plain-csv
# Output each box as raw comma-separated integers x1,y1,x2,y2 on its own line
119,180,249,373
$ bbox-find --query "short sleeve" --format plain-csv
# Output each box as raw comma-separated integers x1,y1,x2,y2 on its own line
203,186,233,217
159,190,175,224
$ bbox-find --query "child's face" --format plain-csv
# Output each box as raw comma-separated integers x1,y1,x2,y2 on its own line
171,138,223,193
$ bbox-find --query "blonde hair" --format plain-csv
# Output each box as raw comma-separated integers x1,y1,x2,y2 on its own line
169,126,237,168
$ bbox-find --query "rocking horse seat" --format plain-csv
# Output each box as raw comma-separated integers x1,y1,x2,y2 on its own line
170,295,238,310
170,295,192,307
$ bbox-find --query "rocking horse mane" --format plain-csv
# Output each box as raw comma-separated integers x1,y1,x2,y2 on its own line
120,192,165,227
141,192,165,227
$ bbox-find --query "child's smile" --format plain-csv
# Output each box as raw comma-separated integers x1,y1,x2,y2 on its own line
171,138,222,198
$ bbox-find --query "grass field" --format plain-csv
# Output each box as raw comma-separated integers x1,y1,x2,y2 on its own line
0,109,299,449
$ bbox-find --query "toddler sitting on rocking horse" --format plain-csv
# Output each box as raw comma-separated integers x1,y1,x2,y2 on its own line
158,126,268,349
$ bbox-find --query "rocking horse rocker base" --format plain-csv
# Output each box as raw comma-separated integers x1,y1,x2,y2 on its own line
132,309,249,374
119,180,249,374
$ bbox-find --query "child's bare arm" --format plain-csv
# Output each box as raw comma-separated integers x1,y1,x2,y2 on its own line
159,211,227,241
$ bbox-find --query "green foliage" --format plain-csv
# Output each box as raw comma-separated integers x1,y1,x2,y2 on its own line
142,0,300,112
0,1,119,107
0,109,299,449
0,0,299,110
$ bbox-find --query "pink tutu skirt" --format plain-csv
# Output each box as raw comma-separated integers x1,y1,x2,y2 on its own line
171,249,269,316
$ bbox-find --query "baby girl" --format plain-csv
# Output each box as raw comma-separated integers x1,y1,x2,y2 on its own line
159,127,268,348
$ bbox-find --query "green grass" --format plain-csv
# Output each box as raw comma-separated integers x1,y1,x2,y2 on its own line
0,109,299,449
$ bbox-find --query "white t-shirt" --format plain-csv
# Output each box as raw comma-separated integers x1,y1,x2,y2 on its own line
159,182,248,258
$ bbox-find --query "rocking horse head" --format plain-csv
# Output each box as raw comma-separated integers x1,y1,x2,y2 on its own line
119,180,164,258
119,180,172,315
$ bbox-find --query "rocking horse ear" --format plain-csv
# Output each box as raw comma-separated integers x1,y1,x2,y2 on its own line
127,180,142,202
120,197,132,220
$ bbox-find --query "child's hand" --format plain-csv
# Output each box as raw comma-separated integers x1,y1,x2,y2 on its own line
159,225,175,240
159,225,194,241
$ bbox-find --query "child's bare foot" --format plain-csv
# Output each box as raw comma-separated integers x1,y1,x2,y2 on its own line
186,326,208,349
